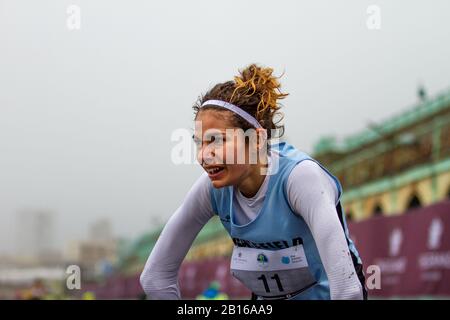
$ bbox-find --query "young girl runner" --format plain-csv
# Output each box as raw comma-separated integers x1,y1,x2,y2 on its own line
140,64,367,300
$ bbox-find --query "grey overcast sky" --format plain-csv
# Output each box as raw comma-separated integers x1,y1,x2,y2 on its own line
0,0,449,255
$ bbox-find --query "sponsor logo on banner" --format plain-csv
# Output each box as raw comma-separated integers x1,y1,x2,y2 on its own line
373,228,407,286
389,228,403,257
427,218,444,250
418,217,449,282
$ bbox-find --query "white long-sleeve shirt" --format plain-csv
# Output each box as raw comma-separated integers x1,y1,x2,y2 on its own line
140,153,363,300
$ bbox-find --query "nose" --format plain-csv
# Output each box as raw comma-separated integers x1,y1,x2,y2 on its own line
198,144,215,166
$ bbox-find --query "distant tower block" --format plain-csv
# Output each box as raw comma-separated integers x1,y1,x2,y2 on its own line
89,218,113,242
16,210,56,261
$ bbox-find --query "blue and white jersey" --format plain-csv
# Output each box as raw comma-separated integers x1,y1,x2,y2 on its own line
210,142,364,300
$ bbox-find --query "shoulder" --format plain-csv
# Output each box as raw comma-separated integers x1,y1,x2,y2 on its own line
286,160,339,207
287,159,332,184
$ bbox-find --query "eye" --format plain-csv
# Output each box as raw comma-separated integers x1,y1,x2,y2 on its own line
211,135,225,146
192,135,202,147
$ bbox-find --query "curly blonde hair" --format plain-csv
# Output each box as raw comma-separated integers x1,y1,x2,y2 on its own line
193,63,289,139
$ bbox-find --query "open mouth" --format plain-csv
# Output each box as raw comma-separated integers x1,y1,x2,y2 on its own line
204,166,225,178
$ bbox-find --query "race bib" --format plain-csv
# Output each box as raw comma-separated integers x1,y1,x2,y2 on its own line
230,245,316,298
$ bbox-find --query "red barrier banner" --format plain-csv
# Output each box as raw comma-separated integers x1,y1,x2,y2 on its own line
348,200,450,297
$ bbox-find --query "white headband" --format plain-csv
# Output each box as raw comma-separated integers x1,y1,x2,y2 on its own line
201,99,262,129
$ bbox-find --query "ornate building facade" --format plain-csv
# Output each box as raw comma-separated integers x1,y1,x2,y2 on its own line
314,90,450,221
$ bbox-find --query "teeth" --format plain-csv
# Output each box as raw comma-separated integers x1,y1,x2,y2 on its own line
207,167,222,174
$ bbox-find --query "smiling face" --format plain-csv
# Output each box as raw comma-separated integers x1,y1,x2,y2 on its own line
194,109,267,190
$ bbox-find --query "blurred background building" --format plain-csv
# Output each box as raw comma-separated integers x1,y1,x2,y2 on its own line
65,218,118,281
0,216,120,299
314,88,450,221
15,210,61,265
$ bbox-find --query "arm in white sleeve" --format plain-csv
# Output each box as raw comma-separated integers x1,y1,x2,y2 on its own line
286,160,363,300
139,172,214,299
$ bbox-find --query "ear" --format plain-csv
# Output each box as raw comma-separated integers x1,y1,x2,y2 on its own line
256,128,268,150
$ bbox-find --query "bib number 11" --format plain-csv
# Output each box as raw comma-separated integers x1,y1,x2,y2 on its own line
257,274,284,293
